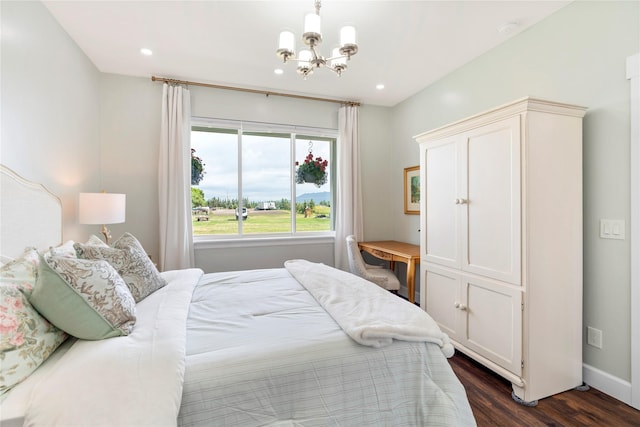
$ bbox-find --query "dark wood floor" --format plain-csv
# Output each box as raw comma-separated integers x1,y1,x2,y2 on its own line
448,352,640,426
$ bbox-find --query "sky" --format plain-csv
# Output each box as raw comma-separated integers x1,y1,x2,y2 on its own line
191,131,331,203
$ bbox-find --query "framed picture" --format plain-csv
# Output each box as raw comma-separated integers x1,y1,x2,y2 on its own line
404,165,420,215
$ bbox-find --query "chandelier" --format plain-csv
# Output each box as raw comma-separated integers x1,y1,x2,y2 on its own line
276,0,358,79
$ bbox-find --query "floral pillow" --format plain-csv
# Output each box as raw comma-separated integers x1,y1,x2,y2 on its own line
74,233,167,302
0,248,40,297
30,255,136,340
1,255,67,396
85,235,109,247
44,240,77,260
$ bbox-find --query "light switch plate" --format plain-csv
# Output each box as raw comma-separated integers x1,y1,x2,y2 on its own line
600,219,625,240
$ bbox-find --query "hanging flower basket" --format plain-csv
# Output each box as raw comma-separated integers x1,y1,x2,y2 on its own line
296,152,328,187
191,148,205,185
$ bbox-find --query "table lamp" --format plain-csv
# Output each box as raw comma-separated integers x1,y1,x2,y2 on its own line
79,192,126,245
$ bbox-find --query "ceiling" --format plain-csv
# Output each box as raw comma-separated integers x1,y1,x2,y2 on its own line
43,1,570,107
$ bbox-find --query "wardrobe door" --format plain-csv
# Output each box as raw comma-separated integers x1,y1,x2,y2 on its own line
461,116,522,285
422,137,461,269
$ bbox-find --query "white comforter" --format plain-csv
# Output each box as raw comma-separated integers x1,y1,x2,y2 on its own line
180,266,475,426
285,259,454,354
23,268,204,427
19,264,474,427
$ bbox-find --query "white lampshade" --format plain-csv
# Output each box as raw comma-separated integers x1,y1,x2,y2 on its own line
298,49,312,66
79,193,126,225
278,30,295,51
304,13,321,35
331,48,346,66
340,25,356,46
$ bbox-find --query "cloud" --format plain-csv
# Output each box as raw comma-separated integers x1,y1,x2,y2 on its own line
192,131,330,202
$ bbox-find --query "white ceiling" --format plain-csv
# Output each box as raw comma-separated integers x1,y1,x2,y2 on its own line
43,1,570,107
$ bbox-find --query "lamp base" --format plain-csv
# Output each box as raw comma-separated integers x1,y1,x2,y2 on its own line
101,224,112,245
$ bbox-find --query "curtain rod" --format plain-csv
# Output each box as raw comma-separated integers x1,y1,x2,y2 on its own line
151,76,360,107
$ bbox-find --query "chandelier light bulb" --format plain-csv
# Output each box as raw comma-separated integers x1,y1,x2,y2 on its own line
298,49,312,66
278,31,295,51
304,13,321,35
340,26,356,46
303,12,322,45
330,47,347,76
331,48,346,66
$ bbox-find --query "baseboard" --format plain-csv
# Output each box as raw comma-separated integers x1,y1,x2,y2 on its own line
583,363,632,405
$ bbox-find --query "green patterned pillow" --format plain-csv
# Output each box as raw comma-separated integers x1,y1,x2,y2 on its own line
74,233,167,302
30,255,136,340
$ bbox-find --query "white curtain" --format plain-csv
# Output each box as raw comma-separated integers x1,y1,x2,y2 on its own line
158,83,194,271
334,104,363,271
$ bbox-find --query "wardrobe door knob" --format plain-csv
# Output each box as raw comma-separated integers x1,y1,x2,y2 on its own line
454,302,467,311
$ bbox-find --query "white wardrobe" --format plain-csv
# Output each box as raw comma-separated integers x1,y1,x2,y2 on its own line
415,97,586,404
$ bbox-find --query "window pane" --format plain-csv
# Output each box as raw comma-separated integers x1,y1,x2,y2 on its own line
241,132,291,234
191,129,239,235
191,121,335,238
295,137,331,232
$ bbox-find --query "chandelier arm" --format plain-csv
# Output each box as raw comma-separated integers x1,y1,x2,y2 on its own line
325,53,348,62
310,44,321,61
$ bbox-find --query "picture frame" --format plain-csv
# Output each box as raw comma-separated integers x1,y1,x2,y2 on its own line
404,165,420,215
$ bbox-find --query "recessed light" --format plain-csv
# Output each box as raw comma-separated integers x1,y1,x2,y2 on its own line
376,84,385,90
274,68,284,75
140,48,153,56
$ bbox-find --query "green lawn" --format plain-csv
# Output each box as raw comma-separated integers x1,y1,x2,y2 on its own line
192,207,331,235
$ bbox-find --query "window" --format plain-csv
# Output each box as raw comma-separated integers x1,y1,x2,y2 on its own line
191,118,336,238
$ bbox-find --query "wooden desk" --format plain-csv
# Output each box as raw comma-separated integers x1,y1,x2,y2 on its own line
357,240,420,304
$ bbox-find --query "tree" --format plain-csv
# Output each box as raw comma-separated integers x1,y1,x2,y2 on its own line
276,198,290,211
191,187,205,208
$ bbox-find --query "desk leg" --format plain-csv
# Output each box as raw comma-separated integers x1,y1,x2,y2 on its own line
406,260,416,304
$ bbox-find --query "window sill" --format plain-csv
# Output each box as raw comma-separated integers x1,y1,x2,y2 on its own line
193,233,335,250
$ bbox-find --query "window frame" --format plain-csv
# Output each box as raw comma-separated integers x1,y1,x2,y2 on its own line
190,117,337,241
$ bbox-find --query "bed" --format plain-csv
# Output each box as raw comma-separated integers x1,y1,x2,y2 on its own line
0,164,476,426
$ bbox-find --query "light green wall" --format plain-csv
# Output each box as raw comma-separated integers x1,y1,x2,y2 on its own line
391,0,639,381
0,1,102,242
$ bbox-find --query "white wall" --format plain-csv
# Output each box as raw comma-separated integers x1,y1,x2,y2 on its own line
390,0,639,387
1,1,101,243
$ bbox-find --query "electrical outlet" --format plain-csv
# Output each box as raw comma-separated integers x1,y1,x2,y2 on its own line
587,326,603,349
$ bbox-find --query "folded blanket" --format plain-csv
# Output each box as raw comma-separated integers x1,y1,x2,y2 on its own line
284,259,454,357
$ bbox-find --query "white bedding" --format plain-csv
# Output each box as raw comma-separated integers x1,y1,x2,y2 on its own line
4,265,475,426
22,268,204,427
285,259,454,353
179,267,475,426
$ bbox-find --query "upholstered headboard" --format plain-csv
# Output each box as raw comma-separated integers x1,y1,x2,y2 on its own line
0,164,62,261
